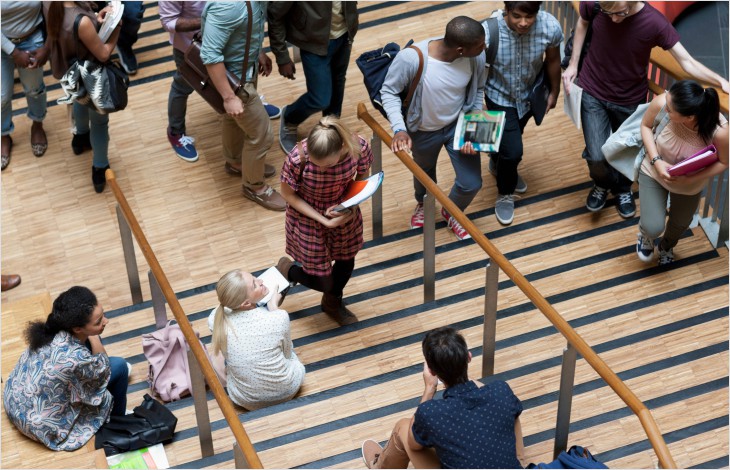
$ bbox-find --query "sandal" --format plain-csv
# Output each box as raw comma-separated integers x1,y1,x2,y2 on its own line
31,122,47,157
1,135,12,171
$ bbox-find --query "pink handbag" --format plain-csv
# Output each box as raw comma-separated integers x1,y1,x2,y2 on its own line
142,321,226,402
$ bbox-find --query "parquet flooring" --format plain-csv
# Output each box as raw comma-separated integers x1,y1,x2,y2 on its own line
1,2,728,469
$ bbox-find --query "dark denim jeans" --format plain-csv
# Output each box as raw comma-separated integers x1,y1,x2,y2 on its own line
486,98,532,195
580,89,640,194
410,120,482,211
108,356,129,416
118,1,144,49
284,34,352,126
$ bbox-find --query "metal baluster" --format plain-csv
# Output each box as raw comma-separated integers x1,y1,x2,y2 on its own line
553,342,578,460
370,134,383,239
148,271,168,329
116,204,143,304
423,192,436,303
233,442,250,469
187,349,214,458
481,259,500,377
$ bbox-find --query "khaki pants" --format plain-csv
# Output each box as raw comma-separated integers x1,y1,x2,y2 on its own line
375,418,440,469
221,82,273,190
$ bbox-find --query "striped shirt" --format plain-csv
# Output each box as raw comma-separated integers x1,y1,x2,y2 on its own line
483,10,563,118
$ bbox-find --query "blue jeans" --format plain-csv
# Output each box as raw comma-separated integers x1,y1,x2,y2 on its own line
580,89,639,194
84,339,128,416
118,1,144,49
168,48,194,134
73,102,110,168
108,356,129,416
284,34,351,125
410,120,482,211
486,98,532,195
1,29,47,135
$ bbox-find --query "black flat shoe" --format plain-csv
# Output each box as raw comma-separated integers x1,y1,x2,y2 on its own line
72,132,92,155
92,165,109,193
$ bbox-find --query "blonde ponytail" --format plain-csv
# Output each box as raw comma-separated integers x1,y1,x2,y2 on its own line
210,270,249,357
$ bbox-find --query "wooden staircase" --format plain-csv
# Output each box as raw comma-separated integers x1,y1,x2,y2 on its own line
2,2,727,468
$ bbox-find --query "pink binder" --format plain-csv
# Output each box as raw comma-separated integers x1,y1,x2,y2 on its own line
667,144,718,176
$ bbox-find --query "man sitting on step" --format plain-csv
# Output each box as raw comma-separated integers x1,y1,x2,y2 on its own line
362,327,525,469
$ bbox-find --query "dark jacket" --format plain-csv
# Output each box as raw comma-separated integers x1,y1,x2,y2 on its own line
267,1,358,64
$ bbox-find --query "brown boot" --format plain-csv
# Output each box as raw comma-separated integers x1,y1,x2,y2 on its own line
321,293,358,326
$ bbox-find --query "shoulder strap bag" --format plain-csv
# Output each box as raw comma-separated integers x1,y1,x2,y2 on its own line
179,1,253,114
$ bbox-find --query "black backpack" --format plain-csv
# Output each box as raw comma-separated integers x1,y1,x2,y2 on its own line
356,40,424,119
561,3,601,71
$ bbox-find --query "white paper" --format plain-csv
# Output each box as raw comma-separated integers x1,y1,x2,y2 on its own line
563,81,583,130
256,266,289,305
98,1,125,43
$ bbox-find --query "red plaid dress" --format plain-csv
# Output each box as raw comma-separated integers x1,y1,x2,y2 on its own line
281,136,374,276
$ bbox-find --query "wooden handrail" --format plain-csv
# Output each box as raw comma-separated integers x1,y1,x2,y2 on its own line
569,0,728,112
357,103,677,468
106,169,263,469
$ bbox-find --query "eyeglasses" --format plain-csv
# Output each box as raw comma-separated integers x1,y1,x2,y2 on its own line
599,6,632,17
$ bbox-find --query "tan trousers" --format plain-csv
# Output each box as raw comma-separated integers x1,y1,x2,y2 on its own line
375,418,440,469
221,82,273,190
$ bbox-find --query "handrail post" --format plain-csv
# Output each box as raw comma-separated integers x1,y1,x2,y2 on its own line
234,442,250,469
423,192,436,303
148,270,168,329
188,349,214,458
481,259,500,377
554,342,578,460
370,134,383,239
116,204,143,305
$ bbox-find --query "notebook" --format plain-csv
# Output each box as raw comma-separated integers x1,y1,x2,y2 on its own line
667,144,718,176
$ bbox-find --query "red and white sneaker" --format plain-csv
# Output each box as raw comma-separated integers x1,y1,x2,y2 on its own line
441,208,471,240
410,203,425,229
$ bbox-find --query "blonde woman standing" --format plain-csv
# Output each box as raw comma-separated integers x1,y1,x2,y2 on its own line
208,269,304,411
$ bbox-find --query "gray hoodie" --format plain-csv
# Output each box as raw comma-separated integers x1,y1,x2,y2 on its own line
381,38,487,133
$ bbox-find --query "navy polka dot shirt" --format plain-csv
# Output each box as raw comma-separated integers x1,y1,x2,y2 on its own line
412,380,523,469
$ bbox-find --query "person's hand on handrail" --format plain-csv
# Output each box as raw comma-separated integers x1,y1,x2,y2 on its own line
391,130,411,154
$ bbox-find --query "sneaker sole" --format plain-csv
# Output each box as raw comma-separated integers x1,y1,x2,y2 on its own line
174,151,198,163
268,110,282,120
585,202,606,212
495,213,513,225
616,208,636,218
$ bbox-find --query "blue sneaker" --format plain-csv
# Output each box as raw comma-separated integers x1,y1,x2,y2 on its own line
260,95,281,119
167,129,198,162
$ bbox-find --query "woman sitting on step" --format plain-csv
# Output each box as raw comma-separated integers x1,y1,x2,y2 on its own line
4,286,130,450
636,80,728,265
209,269,305,411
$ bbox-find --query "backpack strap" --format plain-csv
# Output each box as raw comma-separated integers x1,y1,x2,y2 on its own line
652,104,670,138
484,17,499,69
403,45,424,112
240,1,253,84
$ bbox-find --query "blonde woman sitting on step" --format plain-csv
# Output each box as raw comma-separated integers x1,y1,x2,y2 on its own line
208,269,305,410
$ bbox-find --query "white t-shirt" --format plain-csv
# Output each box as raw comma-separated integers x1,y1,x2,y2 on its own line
419,56,472,131
208,306,305,409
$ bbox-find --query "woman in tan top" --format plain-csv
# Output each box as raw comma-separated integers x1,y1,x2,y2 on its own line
46,2,121,193
637,80,728,265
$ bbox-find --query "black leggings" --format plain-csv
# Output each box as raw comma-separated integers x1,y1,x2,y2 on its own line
288,259,355,298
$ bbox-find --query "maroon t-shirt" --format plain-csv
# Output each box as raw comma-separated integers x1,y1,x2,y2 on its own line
578,1,680,106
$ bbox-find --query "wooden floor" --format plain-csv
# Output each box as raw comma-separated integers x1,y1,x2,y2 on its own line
2,2,728,469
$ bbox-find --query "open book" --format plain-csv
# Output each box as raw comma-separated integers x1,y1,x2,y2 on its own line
98,1,125,43
667,144,718,176
333,171,384,212
453,110,506,153
256,266,290,306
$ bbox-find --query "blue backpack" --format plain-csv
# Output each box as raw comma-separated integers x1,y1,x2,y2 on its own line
355,40,424,119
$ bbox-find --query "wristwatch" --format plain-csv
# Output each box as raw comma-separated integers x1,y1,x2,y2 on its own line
650,155,663,166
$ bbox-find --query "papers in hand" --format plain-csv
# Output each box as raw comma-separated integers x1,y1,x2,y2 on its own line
563,81,583,130
667,144,718,176
333,171,384,212
98,1,125,43
453,110,506,153
256,266,289,306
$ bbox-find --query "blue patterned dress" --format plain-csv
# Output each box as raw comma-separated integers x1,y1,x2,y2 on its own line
3,331,112,450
